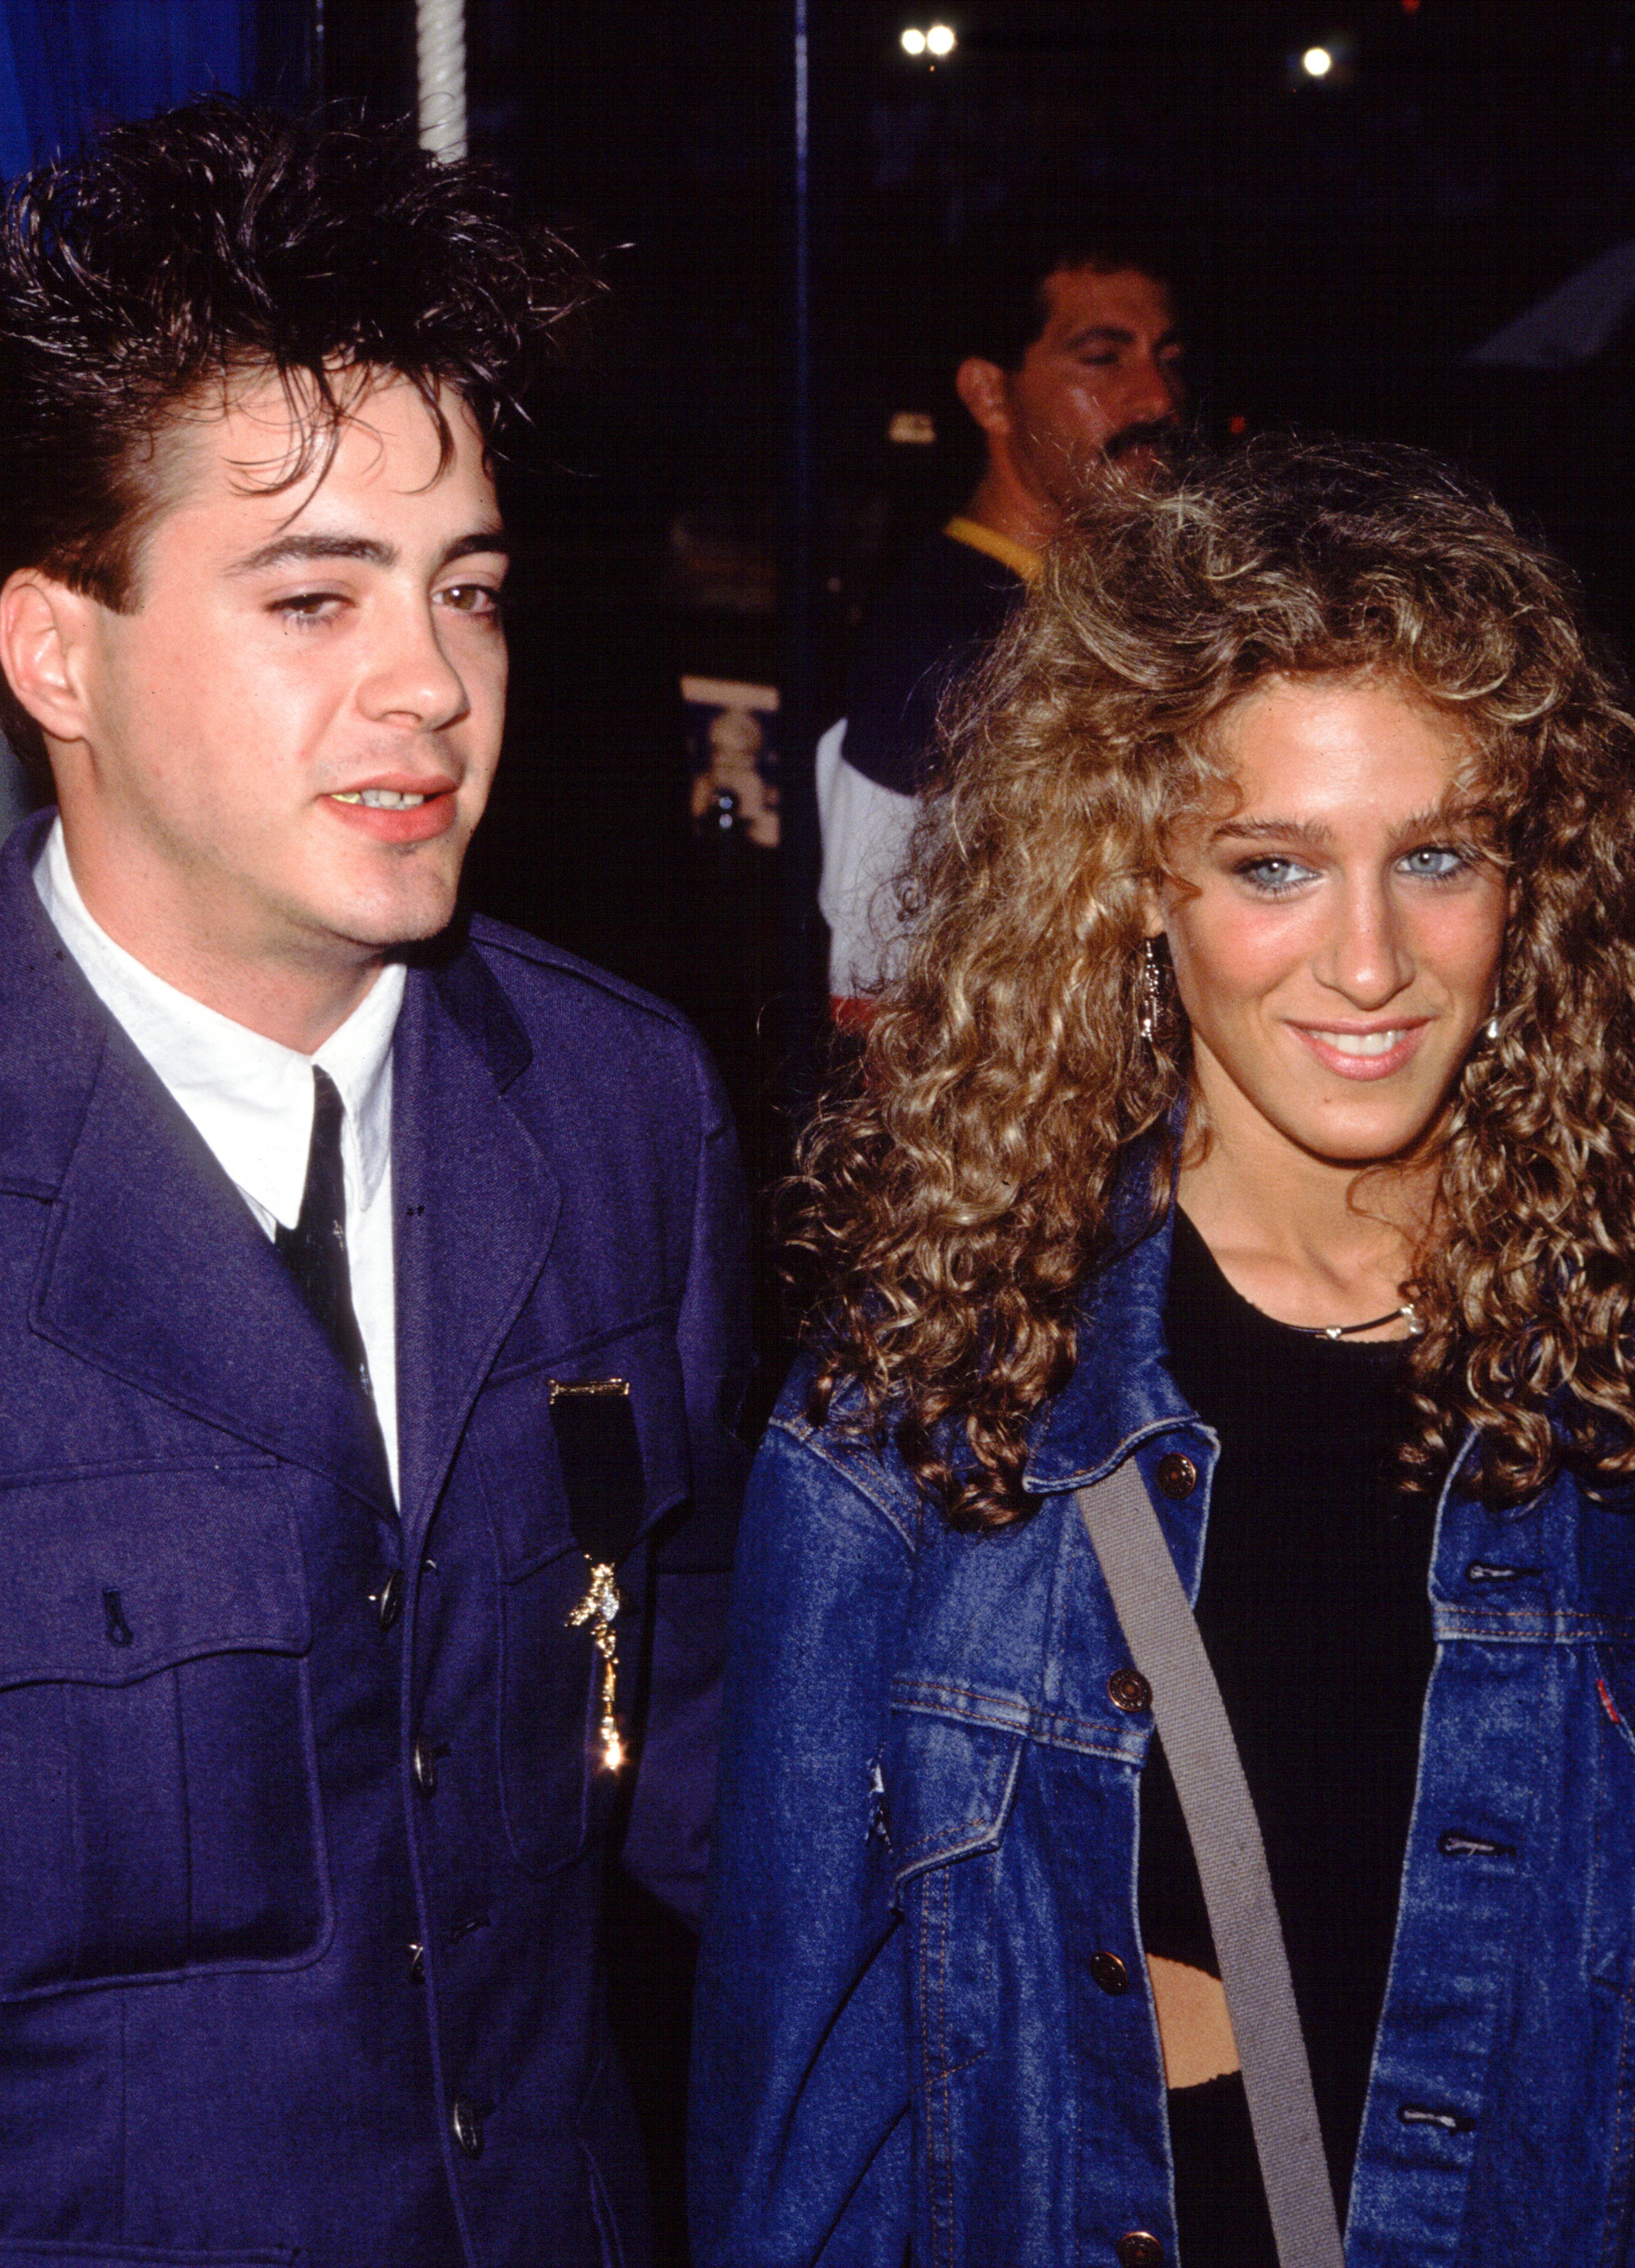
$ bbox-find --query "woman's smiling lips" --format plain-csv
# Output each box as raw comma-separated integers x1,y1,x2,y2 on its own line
1287,1019,1431,1081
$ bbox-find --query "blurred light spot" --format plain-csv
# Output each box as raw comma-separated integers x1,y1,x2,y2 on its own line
889,410,938,444
1228,414,1248,435
1401,0,1420,11
926,23,957,55
1301,45,1333,76
901,26,927,53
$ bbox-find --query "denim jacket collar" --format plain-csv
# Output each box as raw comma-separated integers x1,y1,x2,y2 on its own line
1023,1152,1200,1496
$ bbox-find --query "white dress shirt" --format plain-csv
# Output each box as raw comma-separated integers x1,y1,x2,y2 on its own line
34,818,405,1500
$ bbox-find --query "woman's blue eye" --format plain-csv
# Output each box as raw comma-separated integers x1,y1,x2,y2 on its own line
1238,857,1313,894
1399,845,1467,880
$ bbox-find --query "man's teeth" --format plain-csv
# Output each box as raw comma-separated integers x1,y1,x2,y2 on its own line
1315,1028,1408,1058
332,788,429,809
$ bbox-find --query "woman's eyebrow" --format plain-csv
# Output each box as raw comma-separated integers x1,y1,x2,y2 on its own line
1206,816,1333,850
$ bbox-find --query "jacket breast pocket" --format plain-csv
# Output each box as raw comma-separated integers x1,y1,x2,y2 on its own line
470,1314,692,1880
0,1462,329,2001
884,1699,1023,2084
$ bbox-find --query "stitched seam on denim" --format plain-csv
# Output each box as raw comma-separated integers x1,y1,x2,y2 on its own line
892,1678,1137,1761
898,1816,1006,1866
1599,1948,1635,2268
1439,1612,1635,1637
765,1418,919,1552
934,1866,954,2268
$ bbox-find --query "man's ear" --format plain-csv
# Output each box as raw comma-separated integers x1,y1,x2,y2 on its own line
0,572,96,748
954,356,1015,439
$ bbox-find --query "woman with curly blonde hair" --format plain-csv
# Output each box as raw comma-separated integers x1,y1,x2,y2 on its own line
692,440,1635,2268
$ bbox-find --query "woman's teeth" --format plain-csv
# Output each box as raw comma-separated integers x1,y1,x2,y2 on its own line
1313,1028,1409,1057
332,788,429,808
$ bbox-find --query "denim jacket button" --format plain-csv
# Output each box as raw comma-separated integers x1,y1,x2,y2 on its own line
1089,1950,1130,1995
1108,1668,1153,1714
1116,2233,1164,2268
1154,1453,1198,1500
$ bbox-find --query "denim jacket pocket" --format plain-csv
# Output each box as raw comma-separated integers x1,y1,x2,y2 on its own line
0,1460,329,2001
884,1701,1023,2069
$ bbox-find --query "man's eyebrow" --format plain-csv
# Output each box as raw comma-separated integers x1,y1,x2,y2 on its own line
1062,324,1136,350
226,526,511,578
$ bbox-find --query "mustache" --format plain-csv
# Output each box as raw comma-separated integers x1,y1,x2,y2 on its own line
1104,417,1182,462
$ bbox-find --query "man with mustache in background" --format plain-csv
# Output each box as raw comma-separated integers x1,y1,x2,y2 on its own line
819,220,1187,1017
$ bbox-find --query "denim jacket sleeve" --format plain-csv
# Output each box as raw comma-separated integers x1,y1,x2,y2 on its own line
690,1411,918,2267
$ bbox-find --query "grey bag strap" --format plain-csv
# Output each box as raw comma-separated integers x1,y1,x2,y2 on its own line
1077,1457,1346,2268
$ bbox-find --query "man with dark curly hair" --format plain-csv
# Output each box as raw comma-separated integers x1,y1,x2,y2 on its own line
0,101,748,2268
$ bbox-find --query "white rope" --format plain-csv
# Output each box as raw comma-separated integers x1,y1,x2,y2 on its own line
417,0,467,163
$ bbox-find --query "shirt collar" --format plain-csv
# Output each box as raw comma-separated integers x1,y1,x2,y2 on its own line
943,514,1043,584
34,816,404,1231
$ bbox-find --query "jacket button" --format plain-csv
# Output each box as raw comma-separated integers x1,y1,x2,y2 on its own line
451,2098,485,2159
412,1739,447,1796
1153,1452,1197,1501
1108,1668,1152,1714
372,1568,404,1633
1090,1950,1130,1995
1116,2236,1164,2268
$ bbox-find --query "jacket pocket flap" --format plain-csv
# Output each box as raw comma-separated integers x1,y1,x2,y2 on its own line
472,1315,693,1582
884,1702,1023,1887
0,1464,308,1689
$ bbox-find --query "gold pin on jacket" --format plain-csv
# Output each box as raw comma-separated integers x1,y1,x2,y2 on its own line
550,1377,638,1774
566,1560,624,1772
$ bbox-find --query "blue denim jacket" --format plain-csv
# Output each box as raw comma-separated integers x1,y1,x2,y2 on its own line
692,1191,1635,2267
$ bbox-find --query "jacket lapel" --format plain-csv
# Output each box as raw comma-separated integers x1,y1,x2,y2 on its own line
390,943,560,1537
0,812,389,1512
33,1028,395,1511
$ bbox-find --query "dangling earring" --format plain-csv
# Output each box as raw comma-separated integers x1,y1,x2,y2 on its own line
1139,939,1162,1045
1484,998,1501,1042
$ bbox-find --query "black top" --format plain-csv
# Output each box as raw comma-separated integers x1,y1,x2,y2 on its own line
841,529,1024,795
1142,1208,1437,2264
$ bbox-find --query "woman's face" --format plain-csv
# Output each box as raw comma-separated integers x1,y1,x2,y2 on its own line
1151,673,1510,1171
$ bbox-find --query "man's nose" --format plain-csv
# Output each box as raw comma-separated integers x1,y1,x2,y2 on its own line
1130,349,1184,423
358,599,468,732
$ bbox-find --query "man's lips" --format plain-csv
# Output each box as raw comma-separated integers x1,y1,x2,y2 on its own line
1288,1020,1431,1082
323,778,459,844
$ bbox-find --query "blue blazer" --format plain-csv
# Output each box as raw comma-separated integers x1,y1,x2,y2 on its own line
0,813,750,2268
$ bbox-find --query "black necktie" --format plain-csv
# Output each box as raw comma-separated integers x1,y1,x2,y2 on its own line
276,1066,375,1408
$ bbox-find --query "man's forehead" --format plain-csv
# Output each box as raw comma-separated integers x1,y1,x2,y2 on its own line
1038,264,1176,342
156,367,493,539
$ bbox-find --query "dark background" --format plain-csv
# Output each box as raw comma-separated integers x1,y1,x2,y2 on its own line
320,0,1635,1254
304,11,1635,2251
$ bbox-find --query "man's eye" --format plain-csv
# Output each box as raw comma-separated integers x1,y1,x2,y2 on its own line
274,591,341,622
440,582,503,616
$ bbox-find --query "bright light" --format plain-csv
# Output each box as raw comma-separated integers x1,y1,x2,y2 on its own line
1301,44,1333,76
900,26,927,52
926,22,956,54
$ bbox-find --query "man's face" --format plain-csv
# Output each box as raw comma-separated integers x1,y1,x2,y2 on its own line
39,370,507,989
1001,265,1184,500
